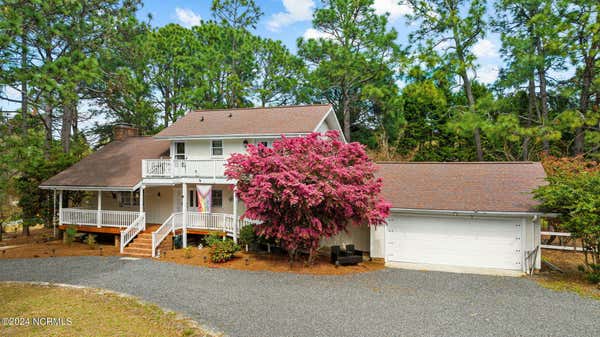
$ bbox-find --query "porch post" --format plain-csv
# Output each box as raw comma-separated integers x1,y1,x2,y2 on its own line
182,182,187,248
97,190,102,227
232,186,238,243
170,143,175,178
58,190,63,227
52,189,57,237
139,185,145,230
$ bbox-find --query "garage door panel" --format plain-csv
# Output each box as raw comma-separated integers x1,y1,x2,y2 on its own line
386,215,522,270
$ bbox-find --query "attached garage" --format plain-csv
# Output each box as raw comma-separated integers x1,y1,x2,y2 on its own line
371,162,548,276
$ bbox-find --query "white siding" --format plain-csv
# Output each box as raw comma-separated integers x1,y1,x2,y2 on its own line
321,225,370,252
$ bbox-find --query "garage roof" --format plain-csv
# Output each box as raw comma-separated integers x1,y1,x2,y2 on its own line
376,162,546,213
40,137,170,190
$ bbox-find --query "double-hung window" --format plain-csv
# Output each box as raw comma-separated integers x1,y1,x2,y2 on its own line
119,192,139,207
174,142,186,159
211,140,223,157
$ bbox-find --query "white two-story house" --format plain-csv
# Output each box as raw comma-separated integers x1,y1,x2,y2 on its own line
41,104,343,257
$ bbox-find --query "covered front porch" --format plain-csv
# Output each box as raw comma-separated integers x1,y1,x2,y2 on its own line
53,183,245,256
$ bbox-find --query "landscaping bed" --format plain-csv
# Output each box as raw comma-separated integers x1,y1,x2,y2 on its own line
533,249,600,300
157,246,384,275
0,282,213,337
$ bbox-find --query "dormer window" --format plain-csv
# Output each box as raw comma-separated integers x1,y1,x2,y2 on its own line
211,140,223,157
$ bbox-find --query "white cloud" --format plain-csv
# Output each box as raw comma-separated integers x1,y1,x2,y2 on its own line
175,7,201,28
477,64,499,84
302,28,333,40
267,0,315,31
472,39,499,59
372,0,412,22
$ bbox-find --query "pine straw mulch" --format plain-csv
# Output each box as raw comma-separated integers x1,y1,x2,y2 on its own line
156,246,384,275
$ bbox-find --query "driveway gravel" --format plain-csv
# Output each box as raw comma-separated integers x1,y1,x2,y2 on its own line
0,256,598,337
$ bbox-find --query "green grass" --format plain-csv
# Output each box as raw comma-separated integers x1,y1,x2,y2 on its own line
536,278,600,301
0,283,216,337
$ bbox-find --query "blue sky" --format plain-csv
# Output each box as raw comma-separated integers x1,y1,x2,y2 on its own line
139,0,503,84
1,0,503,114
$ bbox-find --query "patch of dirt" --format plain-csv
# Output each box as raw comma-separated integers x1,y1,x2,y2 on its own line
0,227,119,259
157,247,384,275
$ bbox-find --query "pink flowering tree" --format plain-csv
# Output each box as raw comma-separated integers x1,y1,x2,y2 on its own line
225,130,390,264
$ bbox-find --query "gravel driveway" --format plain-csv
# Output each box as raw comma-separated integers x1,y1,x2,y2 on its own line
0,256,598,337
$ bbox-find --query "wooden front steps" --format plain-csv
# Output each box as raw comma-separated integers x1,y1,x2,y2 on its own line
122,226,172,257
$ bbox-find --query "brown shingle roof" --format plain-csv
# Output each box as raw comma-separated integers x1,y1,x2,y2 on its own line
155,104,332,138
376,162,547,213
41,137,170,189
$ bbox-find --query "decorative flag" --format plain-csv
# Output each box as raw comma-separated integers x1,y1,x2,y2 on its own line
196,185,212,213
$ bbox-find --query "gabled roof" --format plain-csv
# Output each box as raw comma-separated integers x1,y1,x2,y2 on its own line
155,104,333,139
40,137,170,190
376,162,547,213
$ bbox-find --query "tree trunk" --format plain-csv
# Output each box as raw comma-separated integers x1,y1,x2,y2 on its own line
342,89,351,142
61,103,73,153
20,32,28,135
536,38,550,153
574,56,594,154
43,103,53,159
523,76,536,160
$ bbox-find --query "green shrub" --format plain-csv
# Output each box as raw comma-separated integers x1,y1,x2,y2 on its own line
586,264,600,284
204,233,223,247
64,225,77,246
85,234,97,249
238,225,256,246
183,246,193,259
209,238,240,263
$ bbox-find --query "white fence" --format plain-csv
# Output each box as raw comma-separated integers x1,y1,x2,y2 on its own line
60,208,140,228
541,231,584,252
142,159,227,178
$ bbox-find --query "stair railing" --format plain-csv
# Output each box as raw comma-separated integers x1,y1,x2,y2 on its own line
120,212,145,253
152,213,179,257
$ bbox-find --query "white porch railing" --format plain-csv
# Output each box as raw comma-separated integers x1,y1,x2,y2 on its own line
142,159,227,178
60,208,140,228
120,212,146,253
151,212,254,257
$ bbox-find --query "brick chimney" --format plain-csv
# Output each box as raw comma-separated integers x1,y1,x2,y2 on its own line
113,123,139,141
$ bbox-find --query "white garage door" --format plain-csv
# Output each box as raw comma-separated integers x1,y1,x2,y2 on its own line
386,215,522,271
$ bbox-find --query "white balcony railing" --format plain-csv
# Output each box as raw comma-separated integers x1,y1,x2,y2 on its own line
142,159,227,179
60,208,140,228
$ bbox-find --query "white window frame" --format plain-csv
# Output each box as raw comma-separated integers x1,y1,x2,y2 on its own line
174,142,186,160
211,140,224,157
212,189,223,208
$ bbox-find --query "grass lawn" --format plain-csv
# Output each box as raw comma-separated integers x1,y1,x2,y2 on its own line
0,283,215,337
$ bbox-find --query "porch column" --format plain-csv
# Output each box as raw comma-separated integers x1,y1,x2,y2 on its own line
139,186,145,230
182,182,187,248
170,143,175,178
232,186,238,243
52,189,57,237
97,190,102,227
58,190,63,227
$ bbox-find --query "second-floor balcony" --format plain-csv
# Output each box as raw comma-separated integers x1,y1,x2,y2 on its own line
142,159,227,179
